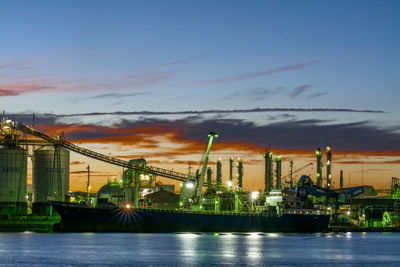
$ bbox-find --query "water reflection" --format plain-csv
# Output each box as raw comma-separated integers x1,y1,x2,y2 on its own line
0,232,399,265
221,233,238,259
246,233,262,262
179,233,199,258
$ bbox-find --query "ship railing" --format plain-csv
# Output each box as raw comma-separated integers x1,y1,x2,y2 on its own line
283,209,328,215
138,208,278,217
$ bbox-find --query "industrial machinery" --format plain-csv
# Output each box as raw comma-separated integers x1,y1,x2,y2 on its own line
282,163,313,188
180,132,217,210
0,119,190,182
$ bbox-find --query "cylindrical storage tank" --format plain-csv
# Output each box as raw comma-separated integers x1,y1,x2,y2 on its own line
32,146,69,203
0,147,27,203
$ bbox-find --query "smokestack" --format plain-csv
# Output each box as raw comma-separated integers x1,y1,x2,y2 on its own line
316,147,322,187
289,160,294,187
229,157,234,182
326,145,332,189
237,160,243,188
216,160,222,185
275,154,282,190
207,167,212,186
264,152,273,193
340,170,343,189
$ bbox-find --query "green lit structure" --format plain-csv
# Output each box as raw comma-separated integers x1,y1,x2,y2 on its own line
264,152,273,193
326,145,332,189
237,160,243,188
275,155,282,190
316,147,322,187
206,167,212,187
216,160,222,185
229,157,234,183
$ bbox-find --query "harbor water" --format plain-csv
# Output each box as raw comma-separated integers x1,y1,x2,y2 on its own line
0,232,399,266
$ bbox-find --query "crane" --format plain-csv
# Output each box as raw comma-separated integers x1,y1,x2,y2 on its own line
282,162,313,187
193,132,217,205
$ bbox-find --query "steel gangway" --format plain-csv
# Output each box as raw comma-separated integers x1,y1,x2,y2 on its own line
2,120,189,182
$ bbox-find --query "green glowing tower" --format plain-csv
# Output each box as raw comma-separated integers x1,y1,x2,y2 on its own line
316,147,322,187
275,154,282,190
264,152,273,192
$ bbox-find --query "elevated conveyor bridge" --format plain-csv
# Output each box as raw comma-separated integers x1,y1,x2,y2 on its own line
0,120,189,182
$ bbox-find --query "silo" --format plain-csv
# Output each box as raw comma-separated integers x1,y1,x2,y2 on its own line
0,147,27,215
32,146,70,206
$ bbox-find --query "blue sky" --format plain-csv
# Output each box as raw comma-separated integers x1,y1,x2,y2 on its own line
1,0,399,190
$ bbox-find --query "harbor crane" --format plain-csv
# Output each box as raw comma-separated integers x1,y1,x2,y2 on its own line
180,132,218,210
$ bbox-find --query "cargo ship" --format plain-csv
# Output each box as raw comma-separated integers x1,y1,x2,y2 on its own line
51,201,330,233
1,121,331,233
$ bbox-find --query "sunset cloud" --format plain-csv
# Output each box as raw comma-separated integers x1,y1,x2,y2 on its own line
11,115,400,157
0,84,56,97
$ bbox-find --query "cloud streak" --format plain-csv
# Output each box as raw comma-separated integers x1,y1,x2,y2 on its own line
87,92,151,99
307,92,328,99
289,85,312,98
44,107,385,118
0,84,56,97
199,61,319,84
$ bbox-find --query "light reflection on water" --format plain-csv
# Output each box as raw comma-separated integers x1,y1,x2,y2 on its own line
0,232,399,266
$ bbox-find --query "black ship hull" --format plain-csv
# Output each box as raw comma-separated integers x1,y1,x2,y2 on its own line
51,202,330,233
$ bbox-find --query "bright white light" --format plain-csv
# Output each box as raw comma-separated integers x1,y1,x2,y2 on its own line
268,233,280,238
346,210,351,216
125,204,132,209
251,191,259,199
227,181,233,187
248,233,261,239
186,182,194,189
180,233,198,239
142,189,149,196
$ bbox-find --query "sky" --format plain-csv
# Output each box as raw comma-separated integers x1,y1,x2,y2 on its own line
1,0,399,192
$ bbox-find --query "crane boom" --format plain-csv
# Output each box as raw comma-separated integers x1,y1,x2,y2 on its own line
282,163,313,180
1,120,189,182
194,132,218,201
